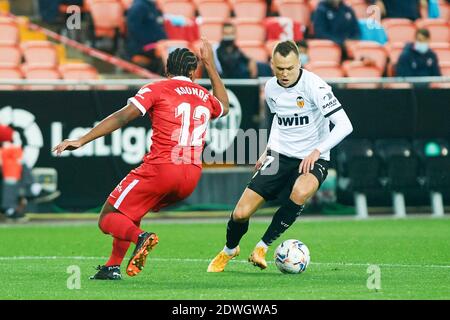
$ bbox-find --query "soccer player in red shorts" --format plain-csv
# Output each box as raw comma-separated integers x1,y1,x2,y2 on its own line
53,39,229,280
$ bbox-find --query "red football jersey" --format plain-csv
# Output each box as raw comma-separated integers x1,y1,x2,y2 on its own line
128,76,224,167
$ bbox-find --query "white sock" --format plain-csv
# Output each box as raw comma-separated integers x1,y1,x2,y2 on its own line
223,245,237,256
256,240,268,251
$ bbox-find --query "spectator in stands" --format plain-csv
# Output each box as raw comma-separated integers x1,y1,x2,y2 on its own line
296,40,310,66
396,29,441,78
126,0,167,75
371,0,427,21
215,23,272,79
313,0,360,46
38,0,84,24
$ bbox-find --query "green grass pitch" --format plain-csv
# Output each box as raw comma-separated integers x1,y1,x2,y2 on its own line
0,217,449,300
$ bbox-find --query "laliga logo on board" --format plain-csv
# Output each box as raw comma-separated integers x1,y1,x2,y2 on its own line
0,106,43,168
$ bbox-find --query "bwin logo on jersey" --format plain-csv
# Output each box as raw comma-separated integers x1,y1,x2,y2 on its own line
277,114,309,127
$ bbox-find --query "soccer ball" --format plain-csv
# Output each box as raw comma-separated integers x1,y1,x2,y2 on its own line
274,239,310,274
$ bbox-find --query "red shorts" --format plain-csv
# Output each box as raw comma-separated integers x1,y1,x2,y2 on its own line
107,162,202,222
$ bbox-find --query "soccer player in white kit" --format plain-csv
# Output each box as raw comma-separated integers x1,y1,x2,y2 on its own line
208,41,353,272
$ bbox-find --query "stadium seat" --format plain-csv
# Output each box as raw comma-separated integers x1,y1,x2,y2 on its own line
438,0,450,21
413,138,450,216
160,0,196,19
0,67,22,90
429,42,450,64
0,17,19,45
234,19,266,42
156,40,190,63
0,45,22,68
120,0,133,10
233,0,267,21
265,39,279,56
374,139,421,217
415,19,450,42
236,40,268,62
87,0,125,38
21,41,58,68
307,40,342,64
385,42,406,76
346,0,369,19
352,41,387,71
342,60,382,89
304,61,344,78
197,0,231,20
439,61,450,76
197,18,225,42
336,139,382,218
59,63,99,80
277,0,311,27
382,18,417,44
59,63,99,90
21,65,61,90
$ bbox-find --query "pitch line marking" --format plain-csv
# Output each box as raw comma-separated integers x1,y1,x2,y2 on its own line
0,256,449,269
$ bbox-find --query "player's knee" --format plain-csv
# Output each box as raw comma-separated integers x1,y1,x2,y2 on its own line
232,205,252,222
290,188,310,205
98,214,108,234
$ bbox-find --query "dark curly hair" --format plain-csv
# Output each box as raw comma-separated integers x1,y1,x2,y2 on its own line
166,48,198,78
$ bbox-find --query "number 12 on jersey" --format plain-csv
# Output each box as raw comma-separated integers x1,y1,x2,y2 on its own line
175,102,211,147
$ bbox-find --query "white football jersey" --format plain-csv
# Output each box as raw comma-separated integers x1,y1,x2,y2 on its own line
265,69,342,161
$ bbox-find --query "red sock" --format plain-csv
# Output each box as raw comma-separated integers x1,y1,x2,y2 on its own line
104,220,141,267
99,212,143,244
105,238,131,267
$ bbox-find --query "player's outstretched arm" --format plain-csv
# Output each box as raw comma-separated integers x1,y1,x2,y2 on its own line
200,37,230,116
52,103,141,155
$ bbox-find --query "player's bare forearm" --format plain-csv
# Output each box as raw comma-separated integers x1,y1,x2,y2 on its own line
80,104,141,145
200,37,229,115
53,104,141,155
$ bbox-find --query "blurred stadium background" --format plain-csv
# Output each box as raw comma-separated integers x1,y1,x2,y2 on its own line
0,0,449,220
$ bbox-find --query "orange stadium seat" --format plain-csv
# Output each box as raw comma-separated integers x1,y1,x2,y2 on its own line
307,39,342,64
120,0,133,10
382,18,417,44
0,67,22,90
87,0,125,38
304,61,344,78
21,41,58,68
22,65,61,90
160,0,196,19
342,60,382,89
0,17,19,45
277,0,311,27
59,63,99,80
0,45,22,68
346,0,369,19
234,19,266,42
237,40,268,62
439,61,450,76
385,42,406,76
430,42,450,64
265,39,279,56
353,41,388,71
197,18,225,42
439,1,450,21
233,0,267,21
197,0,231,20
415,19,450,43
